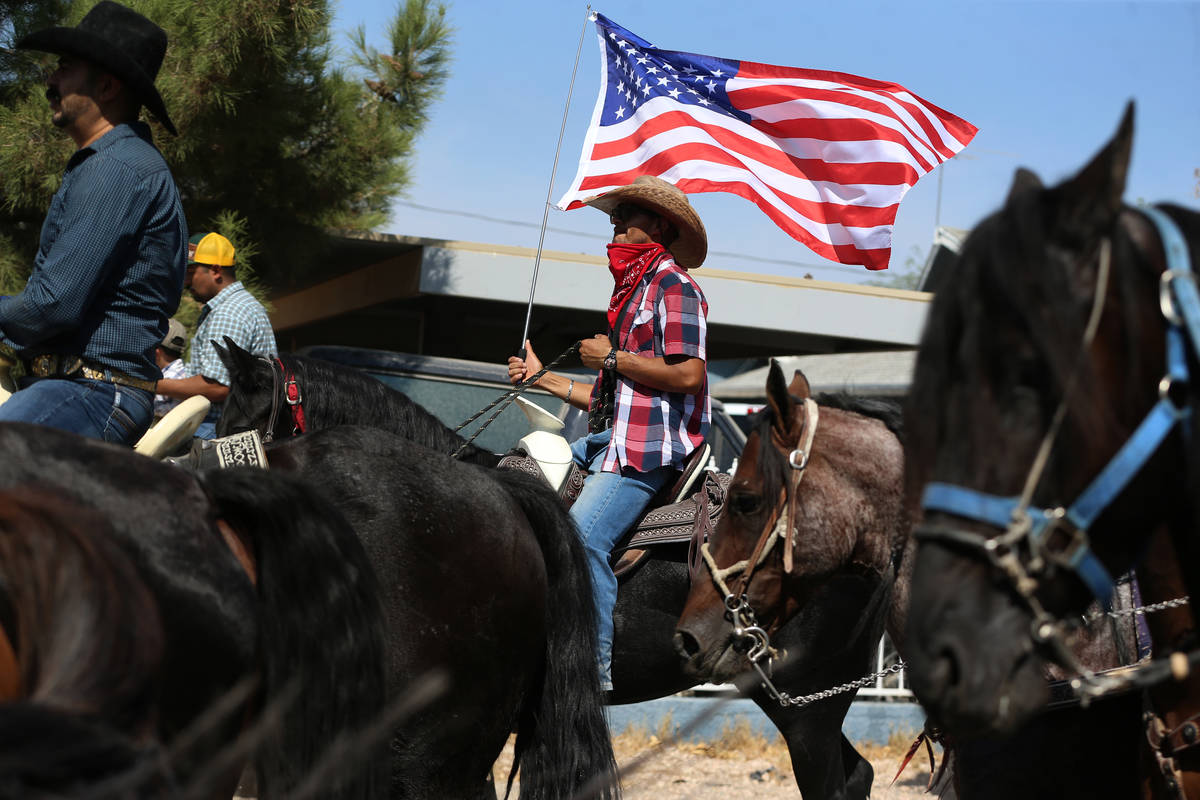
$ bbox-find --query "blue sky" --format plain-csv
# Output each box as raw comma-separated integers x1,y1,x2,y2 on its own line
330,0,1198,285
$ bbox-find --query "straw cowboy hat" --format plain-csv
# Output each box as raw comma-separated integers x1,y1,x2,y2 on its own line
584,176,708,268
17,1,177,136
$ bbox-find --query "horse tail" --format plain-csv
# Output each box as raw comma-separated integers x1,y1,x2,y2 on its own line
488,468,619,800
200,467,388,800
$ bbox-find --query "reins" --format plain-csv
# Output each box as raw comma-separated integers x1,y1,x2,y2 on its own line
450,342,581,459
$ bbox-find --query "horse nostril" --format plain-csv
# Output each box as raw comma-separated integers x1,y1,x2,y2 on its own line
928,643,962,692
673,630,701,660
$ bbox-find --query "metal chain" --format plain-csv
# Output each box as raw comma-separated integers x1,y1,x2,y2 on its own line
1086,595,1190,622
747,599,1188,711
754,659,908,710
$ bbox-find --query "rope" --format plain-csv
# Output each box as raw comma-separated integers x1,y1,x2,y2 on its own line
451,341,581,459
1015,238,1112,516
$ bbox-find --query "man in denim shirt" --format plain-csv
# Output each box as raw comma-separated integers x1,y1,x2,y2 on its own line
0,2,186,444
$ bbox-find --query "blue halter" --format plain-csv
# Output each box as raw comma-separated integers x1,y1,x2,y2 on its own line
920,207,1196,608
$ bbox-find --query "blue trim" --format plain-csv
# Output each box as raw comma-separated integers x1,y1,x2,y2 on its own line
922,483,1019,529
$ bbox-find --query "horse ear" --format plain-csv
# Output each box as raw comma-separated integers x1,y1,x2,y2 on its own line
1005,168,1043,205
218,337,266,387
1052,101,1134,240
765,359,797,439
787,369,811,401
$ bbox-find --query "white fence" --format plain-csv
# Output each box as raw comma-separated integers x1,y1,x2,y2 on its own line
856,634,913,701
689,633,914,701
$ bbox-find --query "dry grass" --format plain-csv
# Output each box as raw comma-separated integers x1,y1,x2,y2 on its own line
491,712,940,797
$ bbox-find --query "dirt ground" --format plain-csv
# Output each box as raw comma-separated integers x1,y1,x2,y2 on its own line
490,724,940,799
235,724,938,799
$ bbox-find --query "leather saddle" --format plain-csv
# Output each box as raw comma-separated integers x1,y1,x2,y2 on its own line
498,441,730,580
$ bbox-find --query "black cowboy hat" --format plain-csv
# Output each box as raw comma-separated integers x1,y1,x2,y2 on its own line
17,1,176,136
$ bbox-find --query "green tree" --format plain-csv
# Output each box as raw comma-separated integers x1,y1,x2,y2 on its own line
865,244,924,291
0,0,452,298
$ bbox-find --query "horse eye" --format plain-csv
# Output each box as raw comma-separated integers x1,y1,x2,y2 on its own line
729,490,764,517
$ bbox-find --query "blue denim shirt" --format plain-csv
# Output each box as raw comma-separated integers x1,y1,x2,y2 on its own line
0,122,187,380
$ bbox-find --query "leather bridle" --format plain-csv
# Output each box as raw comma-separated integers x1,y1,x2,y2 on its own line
915,207,1200,700
699,396,819,666
261,357,307,444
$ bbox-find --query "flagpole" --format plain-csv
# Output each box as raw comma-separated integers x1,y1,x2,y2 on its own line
517,6,593,360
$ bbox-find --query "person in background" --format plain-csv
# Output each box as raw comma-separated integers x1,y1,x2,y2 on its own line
152,318,187,420
0,1,186,444
507,176,710,691
155,232,277,439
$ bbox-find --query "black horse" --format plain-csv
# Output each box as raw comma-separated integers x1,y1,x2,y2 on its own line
0,423,388,800
229,426,618,799
902,104,1200,795
218,344,892,799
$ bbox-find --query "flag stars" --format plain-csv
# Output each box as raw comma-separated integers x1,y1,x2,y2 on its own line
657,77,670,87
615,107,626,118
668,87,681,99
705,80,717,93
646,65,659,75
711,69,725,77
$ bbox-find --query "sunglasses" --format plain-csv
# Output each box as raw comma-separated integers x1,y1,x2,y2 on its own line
609,203,657,225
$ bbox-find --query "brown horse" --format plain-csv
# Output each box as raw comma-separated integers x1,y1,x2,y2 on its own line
902,103,1200,797
673,363,908,687
674,361,1153,799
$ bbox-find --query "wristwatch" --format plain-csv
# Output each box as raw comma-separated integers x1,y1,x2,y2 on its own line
603,349,618,371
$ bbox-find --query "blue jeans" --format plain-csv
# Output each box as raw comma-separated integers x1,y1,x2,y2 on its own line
193,408,220,441
569,430,673,690
0,377,153,445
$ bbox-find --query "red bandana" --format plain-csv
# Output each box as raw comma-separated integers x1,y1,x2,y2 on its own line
606,242,666,330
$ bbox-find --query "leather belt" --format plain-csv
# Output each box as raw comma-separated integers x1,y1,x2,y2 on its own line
27,354,156,393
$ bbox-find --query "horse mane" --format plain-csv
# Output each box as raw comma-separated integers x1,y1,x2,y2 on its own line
0,489,166,796
750,392,904,515
279,352,501,466
915,192,1186,501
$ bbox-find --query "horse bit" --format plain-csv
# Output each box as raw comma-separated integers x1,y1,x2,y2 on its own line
917,207,1200,702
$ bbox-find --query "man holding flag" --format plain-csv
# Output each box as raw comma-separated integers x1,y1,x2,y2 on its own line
508,175,710,692
506,11,974,691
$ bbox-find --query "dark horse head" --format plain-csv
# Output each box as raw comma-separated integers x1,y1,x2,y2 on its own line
215,339,500,466
674,361,909,683
904,102,1200,737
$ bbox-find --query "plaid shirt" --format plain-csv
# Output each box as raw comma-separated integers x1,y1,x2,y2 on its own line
0,123,186,381
187,281,277,387
595,256,710,473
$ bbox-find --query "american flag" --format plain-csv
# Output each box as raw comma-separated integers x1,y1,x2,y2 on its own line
556,14,978,270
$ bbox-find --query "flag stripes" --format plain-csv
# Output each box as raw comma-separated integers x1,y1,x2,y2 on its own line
557,13,977,270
